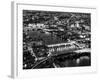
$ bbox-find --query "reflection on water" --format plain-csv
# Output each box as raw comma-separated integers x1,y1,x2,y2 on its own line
54,52,91,67
55,56,90,67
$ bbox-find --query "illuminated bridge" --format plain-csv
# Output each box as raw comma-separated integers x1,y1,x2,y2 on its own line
46,41,85,56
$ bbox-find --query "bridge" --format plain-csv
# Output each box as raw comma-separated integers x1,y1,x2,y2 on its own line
46,41,85,56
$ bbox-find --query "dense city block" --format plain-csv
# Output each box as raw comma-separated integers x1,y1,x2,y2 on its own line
23,10,91,69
